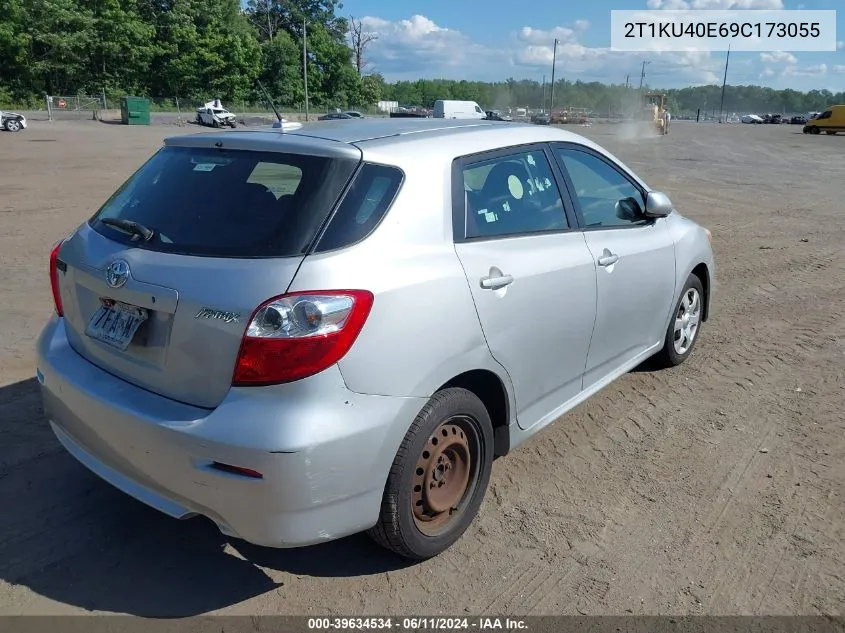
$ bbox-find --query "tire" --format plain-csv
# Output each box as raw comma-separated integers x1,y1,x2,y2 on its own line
810,126,820,134
212,120,219,128
367,387,494,560
4,119,22,132
825,131,836,135
652,273,705,368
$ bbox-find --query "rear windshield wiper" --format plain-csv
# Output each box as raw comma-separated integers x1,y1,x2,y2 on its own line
100,217,155,242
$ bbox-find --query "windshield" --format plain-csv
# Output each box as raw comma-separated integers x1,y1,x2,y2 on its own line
89,146,358,258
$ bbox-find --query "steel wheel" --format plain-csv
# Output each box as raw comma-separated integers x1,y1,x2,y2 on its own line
411,415,480,537
673,287,701,355
5,120,21,132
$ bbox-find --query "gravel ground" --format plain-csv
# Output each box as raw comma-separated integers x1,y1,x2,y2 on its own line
0,119,842,617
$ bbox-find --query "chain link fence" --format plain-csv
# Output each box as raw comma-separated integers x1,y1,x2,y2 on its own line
44,95,107,121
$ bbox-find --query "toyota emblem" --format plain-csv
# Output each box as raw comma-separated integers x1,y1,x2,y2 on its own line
105,259,130,288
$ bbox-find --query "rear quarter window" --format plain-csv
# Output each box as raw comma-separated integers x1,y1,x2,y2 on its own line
89,146,358,258
315,163,404,252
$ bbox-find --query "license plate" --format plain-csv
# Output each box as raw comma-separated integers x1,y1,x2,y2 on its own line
85,301,148,351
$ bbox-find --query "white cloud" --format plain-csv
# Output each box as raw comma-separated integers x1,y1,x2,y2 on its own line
574,20,590,31
784,63,828,76
760,51,797,64
359,15,501,75
647,0,782,7
517,26,578,45
838,41,844,50
833,65,845,75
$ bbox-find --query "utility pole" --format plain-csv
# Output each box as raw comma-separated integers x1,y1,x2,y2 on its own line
638,60,650,91
718,44,731,123
549,38,558,113
303,18,310,122
542,74,546,112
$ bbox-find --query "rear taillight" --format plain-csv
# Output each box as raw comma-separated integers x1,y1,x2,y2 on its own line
49,240,65,317
232,290,374,386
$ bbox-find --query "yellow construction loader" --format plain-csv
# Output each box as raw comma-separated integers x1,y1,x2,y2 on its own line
640,92,669,135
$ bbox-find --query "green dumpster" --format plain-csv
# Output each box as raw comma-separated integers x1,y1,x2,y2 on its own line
120,96,150,125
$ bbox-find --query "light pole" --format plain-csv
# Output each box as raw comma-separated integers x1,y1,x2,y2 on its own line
718,44,731,123
549,38,558,113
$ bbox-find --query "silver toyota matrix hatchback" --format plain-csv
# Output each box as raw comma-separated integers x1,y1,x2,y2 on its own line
38,119,715,560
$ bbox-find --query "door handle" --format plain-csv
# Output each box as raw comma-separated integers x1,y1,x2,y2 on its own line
480,270,514,290
597,251,619,267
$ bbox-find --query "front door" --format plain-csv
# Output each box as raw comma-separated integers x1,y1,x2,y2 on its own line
551,144,677,389
452,145,598,429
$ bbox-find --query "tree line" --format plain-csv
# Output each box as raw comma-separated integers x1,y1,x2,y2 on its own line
1,0,841,115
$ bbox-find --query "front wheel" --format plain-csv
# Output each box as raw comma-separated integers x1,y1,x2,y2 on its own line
652,273,705,368
809,126,820,134
4,119,22,132
367,387,494,560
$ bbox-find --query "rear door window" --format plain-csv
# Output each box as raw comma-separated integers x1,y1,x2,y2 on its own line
316,163,404,252
89,146,358,257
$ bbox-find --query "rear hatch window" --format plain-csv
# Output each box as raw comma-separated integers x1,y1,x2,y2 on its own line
53,145,360,409
89,146,359,258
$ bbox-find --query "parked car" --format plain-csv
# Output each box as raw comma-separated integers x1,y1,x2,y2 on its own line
741,114,763,124
389,105,430,119
485,110,512,122
790,115,807,125
318,111,355,120
343,110,364,119
530,112,551,125
196,100,237,128
1,110,27,132
39,119,715,560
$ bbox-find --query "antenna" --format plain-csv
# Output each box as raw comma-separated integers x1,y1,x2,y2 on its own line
257,80,285,129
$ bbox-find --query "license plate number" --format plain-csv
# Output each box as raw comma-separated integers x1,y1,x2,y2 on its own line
85,301,148,351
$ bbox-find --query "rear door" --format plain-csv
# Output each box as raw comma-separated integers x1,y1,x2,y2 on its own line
54,139,360,409
550,143,676,389
452,144,598,430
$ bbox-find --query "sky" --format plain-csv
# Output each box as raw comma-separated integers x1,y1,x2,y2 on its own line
340,0,845,90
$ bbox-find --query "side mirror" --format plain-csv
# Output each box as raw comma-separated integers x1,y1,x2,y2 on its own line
644,191,674,218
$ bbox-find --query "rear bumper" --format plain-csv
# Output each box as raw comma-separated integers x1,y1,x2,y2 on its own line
36,316,425,548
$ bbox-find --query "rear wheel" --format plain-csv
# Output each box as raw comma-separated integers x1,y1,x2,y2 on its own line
367,388,494,560
825,131,836,135
652,273,704,368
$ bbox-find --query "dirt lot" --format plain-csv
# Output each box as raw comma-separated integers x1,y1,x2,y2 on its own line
0,119,842,617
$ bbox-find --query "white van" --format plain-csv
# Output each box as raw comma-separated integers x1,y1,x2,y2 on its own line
432,100,486,119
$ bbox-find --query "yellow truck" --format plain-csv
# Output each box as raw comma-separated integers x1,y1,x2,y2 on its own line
803,105,845,135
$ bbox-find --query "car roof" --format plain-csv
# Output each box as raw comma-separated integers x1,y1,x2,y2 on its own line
163,118,605,167
266,117,586,145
